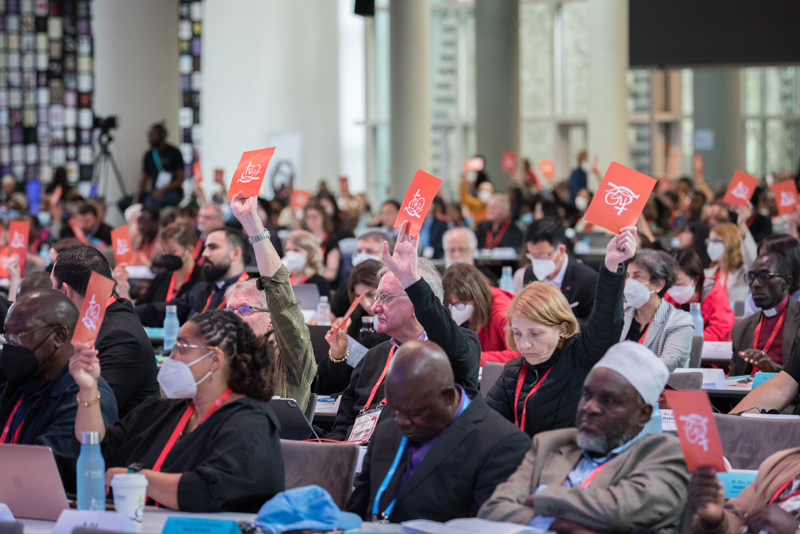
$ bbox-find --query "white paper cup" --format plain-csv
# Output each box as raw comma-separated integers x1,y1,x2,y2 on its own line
110,473,148,522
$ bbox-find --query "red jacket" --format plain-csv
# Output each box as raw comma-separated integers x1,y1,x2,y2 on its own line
479,287,520,364
665,280,735,342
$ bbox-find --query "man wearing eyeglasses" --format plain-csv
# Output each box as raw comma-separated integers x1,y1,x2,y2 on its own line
729,253,800,378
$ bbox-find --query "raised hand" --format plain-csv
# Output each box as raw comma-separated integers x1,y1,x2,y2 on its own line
7,254,20,284
325,326,348,361
687,468,725,526
381,220,420,288
229,192,262,235
604,226,637,272
69,343,101,391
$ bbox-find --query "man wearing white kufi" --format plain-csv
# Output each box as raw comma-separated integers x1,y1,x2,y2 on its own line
479,342,690,534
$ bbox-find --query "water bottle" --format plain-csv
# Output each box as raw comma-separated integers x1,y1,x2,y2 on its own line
317,296,331,326
361,316,375,334
39,244,51,266
644,404,662,434
690,303,704,337
499,266,514,293
163,305,179,352
77,431,106,511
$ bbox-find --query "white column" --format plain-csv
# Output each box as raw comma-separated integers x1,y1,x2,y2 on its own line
390,0,430,197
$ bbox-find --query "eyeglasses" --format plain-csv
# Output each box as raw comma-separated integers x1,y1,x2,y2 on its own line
5,324,59,346
374,292,407,305
705,238,724,245
743,271,788,285
527,248,558,261
170,343,219,357
223,306,269,318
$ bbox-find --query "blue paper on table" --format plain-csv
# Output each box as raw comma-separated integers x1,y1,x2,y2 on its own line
162,517,241,534
753,372,779,389
145,327,165,339
717,471,758,498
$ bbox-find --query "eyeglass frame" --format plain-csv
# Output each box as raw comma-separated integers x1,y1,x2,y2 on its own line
743,271,789,285
5,323,61,346
373,292,408,306
170,343,220,358
223,306,269,318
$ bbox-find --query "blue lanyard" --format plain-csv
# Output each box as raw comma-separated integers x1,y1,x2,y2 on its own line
152,148,164,172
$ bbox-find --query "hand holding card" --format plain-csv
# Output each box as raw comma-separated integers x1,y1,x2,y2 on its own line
9,220,29,277
539,159,555,180
501,151,517,173
393,170,443,238
773,180,799,216
664,390,726,472
723,171,758,207
72,273,116,345
111,226,133,265
464,157,483,172
227,147,275,201
582,162,656,234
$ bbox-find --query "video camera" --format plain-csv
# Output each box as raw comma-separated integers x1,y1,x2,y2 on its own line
93,115,118,132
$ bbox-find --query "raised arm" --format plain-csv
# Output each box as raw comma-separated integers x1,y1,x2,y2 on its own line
69,343,108,441
230,192,282,277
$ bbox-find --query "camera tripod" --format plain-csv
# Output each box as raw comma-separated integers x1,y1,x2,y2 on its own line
91,131,128,199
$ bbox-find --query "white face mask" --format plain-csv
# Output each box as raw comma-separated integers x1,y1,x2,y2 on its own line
478,190,493,204
528,252,559,281
574,196,589,212
352,253,381,266
707,242,725,262
449,303,474,325
581,162,590,173
282,250,307,272
624,278,657,309
157,351,214,399
667,283,696,305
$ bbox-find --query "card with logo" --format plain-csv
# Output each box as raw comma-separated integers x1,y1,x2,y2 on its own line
0,247,10,278
538,159,555,179
289,189,311,210
9,220,29,276
582,162,656,234
192,161,203,184
773,179,799,216
72,272,115,345
723,171,758,207
339,176,349,196
111,226,133,265
664,390,726,472
393,170,443,238
464,157,483,172
214,168,224,186
501,151,517,173
227,147,275,200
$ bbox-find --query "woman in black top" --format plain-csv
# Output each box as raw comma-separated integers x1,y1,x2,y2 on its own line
486,226,636,437
69,310,283,512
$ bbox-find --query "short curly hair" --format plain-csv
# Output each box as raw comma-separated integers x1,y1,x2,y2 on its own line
189,310,276,402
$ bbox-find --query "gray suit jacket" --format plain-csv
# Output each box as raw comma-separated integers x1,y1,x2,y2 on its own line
620,299,695,371
478,428,690,533
730,297,800,376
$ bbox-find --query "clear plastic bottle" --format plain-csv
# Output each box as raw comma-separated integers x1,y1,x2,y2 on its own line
499,266,514,293
690,302,704,337
163,305,179,352
77,431,106,511
317,296,331,326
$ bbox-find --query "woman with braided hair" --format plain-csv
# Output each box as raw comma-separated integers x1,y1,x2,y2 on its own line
69,309,284,512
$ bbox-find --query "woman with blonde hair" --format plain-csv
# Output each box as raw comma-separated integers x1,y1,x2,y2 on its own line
443,263,517,364
705,213,757,305
486,227,637,437
281,229,330,296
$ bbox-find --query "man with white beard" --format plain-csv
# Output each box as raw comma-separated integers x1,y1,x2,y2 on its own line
479,342,690,534
442,227,498,287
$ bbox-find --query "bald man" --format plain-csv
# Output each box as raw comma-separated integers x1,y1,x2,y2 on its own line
346,340,529,523
0,290,117,492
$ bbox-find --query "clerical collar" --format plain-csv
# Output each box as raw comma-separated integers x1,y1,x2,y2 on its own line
764,296,789,317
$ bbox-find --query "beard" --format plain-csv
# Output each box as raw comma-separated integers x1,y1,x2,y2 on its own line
576,427,639,455
201,261,230,282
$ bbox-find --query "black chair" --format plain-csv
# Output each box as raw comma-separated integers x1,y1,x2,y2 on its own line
480,362,504,398
281,440,360,509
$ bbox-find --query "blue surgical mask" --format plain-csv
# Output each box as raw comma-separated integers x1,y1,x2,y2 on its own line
520,213,533,225
9,210,20,220
37,211,51,226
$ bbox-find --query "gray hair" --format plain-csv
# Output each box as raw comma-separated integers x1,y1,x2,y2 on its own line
359,231,394,254
443,227,477,253
490,193,511,214
224,279,268,310
378,257,444,304
630,249,678,298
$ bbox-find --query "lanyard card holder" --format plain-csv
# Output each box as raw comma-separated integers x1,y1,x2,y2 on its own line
349,404,384,443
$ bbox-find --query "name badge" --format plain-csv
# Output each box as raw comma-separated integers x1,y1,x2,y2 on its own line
349,405,384,443
53,510,134,534
155,170,173,189
162,517,241,534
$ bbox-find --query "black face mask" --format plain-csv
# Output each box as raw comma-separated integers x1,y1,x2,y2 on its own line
1,330,55,383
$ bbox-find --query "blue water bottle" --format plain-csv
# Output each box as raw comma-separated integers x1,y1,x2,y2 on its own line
690,303,704,337
500,266,514,293
163,305,179,352
77,431,106,511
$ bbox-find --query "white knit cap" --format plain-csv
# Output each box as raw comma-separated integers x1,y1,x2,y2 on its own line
591,341,669,406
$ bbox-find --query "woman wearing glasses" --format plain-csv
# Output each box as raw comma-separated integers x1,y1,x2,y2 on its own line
69,309,283,512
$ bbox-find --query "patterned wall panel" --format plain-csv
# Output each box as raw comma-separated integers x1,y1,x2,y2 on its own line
178,0,200,179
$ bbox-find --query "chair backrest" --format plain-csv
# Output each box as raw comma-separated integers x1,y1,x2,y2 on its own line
667,372,703,390
338,237,358,256
689,336,704,368
0,523,23,534
481,362,505,398
304,393,318,423
733,300,746,318
714,414,800,469
281,440,360,509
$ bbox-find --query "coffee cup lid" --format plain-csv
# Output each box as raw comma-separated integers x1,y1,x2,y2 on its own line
110,473,148,488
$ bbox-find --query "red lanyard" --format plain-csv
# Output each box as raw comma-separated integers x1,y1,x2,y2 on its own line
637,322,651,344
166,263,195,302
320,232,329,257
151,388,233,473
753,307,788,355
513,362,554,431
485,219,511,249
363,346,396,409
193,239,203,261
770,476,800,504
0,397,23,443
202,272,248,312
580,461,610,489
289,274,307,286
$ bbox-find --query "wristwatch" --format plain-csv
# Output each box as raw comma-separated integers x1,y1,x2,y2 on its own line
248,228,270,244
127,463,145,473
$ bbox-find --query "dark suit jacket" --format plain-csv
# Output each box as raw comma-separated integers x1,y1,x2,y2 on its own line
96,298,159,417
523,255,598,321
730,298,800,375
428,218,448,259
475,219,524,251
346,393,530,523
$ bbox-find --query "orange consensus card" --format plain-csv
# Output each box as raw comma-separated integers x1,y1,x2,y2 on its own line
339,176,350,196
72,272,115,345
338,294,364,332
0,247,10,278
538,159,555,179
9,220,29,276
774,180,800,216
214,168,225,186
193,161,203,184
290,189,311,210
664,390,726,472
723,171,758,207
464,157,483,172
111,226,133,265
227,147,276,200
68,218,89,244
501,151,517,173
394,170,443,238
693,154,704,174
583,162,656,234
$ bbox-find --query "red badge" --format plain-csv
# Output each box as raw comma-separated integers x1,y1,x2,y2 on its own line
289,189,311,210
664,390,726,472
72,272,116,345
393,170,443,238
9,220,29,276
464,157,483,172
501,151,517,173
773,180,799,216
111,226,133,265
538,159,555,179
723,171,758,207
582,162,656,234
227,147,276,200
339,176,349,196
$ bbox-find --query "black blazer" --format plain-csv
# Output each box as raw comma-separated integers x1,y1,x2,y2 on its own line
475,219,524,250
730,297,800,375
135,265,202,305
346,393,530,523
96,298,159,417
523,254,598,321
427,218,449,259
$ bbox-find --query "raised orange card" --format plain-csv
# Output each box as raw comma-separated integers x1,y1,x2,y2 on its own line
394,170,443,238
111,226,133,265
774,180,799,216
68,218,88,245
0,247,10,278
214,168,224,186
723,171,758,207
664,390,726,472
464,157,483,172
9,220,29,277
290,189,311,210
193,161,203,184
50,184,62,210
339,176,349,196
693,154,704,174
338,294,364,332
538,159,555,179
72,272,115,345
582,162,656,235
227,147,275,200
501,151,517,173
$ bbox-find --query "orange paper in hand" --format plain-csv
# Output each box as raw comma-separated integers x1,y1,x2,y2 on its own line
664,390,726,472
193,161,203,184
339,176,349,196
111,226,133,265
582,162,656,234
773,180,800,216
290,189,311,210
72,272,115,345
68,218,89,244
338,294,364,331
394,170,443,238
227,147,276,200
693,154,704,174
538,159,555,179
501,151,517,173
0,247,9,279
9,220,29,277
723,171,758,207
464,157,483,172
